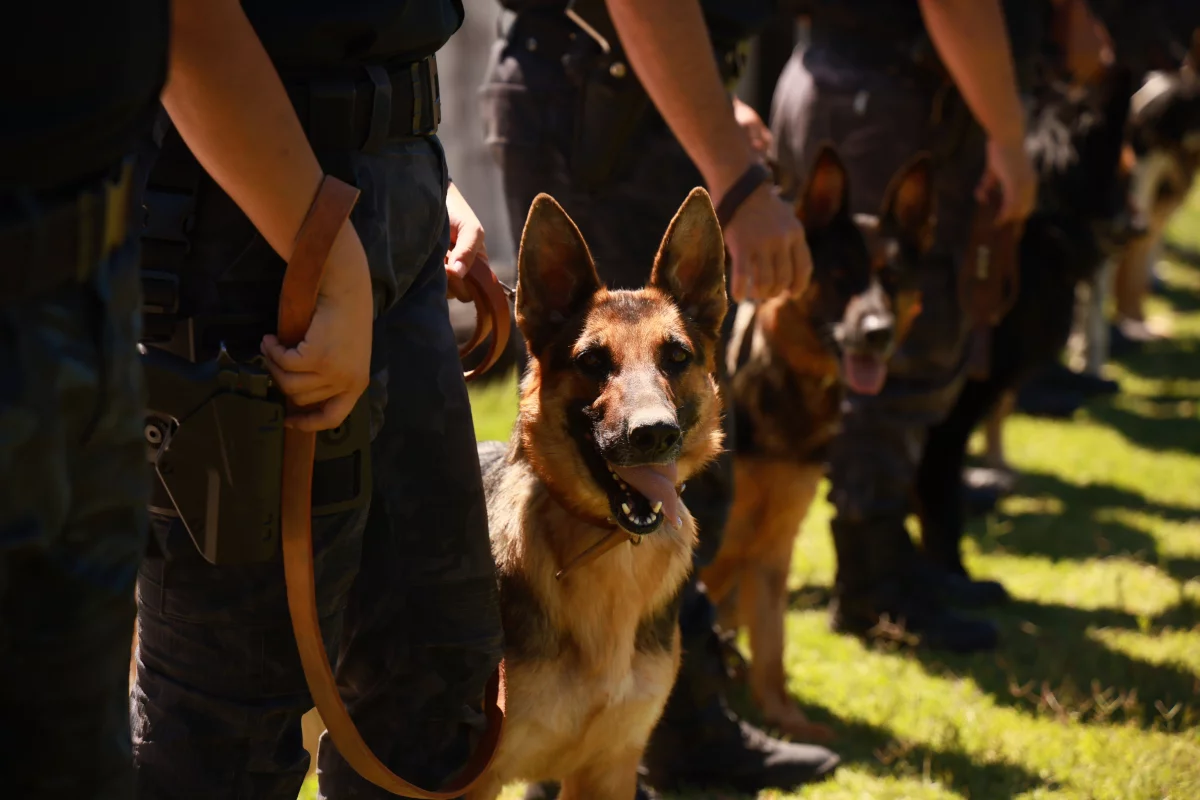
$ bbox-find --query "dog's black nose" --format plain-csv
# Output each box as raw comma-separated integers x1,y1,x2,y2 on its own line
862,313,894,350
628,421,681,460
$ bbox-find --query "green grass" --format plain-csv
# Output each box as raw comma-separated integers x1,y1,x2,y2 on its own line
301,191,1200,800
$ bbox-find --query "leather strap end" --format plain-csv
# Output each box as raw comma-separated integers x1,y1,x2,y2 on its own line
715,162,772,229
278,175,362,349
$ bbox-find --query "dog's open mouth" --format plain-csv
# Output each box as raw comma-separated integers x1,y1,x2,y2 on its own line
843,352,887,395
603,461,683,534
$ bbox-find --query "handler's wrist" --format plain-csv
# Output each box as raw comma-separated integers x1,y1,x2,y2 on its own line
714,162,772,229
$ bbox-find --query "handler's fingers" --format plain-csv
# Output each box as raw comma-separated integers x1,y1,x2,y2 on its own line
286,393,356,432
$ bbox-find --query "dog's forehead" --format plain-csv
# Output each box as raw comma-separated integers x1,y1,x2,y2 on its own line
575,289,688,356
849,214,898,272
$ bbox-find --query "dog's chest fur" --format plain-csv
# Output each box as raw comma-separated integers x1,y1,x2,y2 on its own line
480,449,693,782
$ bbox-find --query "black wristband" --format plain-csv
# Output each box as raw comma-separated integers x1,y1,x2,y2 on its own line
715,162,771,228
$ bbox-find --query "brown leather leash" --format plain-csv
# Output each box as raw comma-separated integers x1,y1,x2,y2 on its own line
446,251,512,382
279,175,506,797
959,189,1022,381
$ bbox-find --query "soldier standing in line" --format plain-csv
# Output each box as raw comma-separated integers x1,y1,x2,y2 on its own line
1,3,169,796
769,0,1040,651
481,0,840,795
130,1,505,797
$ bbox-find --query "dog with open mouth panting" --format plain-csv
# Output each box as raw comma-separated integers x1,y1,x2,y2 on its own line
466,188,727,799
700,145,934,742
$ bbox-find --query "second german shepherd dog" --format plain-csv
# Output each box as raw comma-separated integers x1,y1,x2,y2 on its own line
467,188,727,798
700,145,935,741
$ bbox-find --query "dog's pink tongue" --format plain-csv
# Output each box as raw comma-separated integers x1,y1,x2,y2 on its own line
610,462,682,524
844,353,887,395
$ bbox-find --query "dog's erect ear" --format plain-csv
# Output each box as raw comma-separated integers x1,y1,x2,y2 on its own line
516,194,602,352
650,187,728,339
881,153,937,252
797,144,850,229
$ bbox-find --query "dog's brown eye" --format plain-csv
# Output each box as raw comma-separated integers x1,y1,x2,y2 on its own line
662,342,693,373
575,348,611,379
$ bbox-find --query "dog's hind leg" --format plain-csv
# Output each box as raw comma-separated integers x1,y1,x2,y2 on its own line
560,747,642,800
742,463,834,743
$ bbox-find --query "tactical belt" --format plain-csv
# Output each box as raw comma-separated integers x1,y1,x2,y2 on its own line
0,161,133,302
284,55,442,153
140,55,444,349
501,10,748,91
278,176,505,797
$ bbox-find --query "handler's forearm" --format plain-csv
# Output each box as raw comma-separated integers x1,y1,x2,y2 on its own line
918,0,1027,146
605,0,758,203
163,0,329,261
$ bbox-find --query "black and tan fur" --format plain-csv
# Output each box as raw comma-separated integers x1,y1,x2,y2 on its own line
700,147,935,741
466,189,727,799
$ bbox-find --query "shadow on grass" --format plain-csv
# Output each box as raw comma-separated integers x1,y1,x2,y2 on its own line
1083,399,1200,456
962,469,1200,585
906,597,1200,733
1163,241,1200,268
783,589,1200,734
719,690,1053,799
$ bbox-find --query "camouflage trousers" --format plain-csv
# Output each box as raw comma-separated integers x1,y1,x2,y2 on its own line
770,48,986,587
130,135,503,799
0,231,149,799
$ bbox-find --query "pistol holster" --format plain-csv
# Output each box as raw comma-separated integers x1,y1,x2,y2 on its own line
141,343,371,565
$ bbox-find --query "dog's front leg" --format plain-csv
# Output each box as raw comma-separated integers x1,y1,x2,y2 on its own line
560,748,643,800
462,773,505,800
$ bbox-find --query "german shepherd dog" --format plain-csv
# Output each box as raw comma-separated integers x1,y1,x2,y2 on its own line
917,62,1138,580
1110,32,1200,338
699,145,934,741
466,188,727,799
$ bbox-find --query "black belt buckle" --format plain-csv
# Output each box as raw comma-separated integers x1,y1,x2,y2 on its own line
363,65,393,154
308,79,358,150
410,55,440,136
141,188,196,249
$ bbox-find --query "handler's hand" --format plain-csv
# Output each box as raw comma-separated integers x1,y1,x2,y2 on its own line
978,138,1037,224
260,224,374,432
445,182,488,280
722,182,812,301
733,96,774,157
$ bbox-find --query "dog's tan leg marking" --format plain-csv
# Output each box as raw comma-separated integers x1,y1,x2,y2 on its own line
462,774,505,800
739,462,833,742
559,747,642,800
700,458,770,626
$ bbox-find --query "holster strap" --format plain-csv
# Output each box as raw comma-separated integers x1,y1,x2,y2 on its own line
279,175,506,797
959,191,1022,381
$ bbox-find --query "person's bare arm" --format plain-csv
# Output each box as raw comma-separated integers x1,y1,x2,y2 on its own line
1051,0,1114,84
605,0,811,299
164,0,372,431
918,0,1037,221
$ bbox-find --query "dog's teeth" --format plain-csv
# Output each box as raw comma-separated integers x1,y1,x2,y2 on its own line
621,502,632,515
680,483,687,494
651,501,663,513
619,482,628,490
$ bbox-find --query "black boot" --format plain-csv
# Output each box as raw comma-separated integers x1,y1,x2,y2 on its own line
828,517,1000,652
917,415,1011,609
640,581,840,793
913,559,1010,609
522,780,659,800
